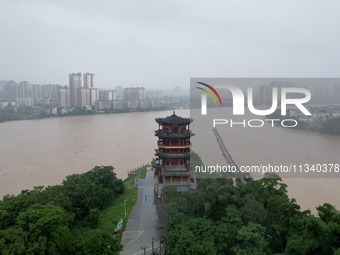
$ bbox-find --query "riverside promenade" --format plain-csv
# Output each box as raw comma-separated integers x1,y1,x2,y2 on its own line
120,168,167,255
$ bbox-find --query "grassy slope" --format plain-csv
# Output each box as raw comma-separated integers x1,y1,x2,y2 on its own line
94,167,147,235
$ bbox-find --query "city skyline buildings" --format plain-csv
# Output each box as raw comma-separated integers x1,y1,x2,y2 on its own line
0,73,168,113
2,76,340,109
69,72,99,108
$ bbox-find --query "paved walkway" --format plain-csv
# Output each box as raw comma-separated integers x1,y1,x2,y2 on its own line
120,168,167,255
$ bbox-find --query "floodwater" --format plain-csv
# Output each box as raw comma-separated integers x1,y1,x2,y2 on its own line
0,108,339,213
191,107,340,213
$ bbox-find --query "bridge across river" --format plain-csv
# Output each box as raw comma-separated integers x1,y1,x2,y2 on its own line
212,127,252,183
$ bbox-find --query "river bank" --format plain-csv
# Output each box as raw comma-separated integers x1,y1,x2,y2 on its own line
0,106,176,123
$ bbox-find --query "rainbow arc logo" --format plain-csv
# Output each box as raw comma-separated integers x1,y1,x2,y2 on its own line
196,82,222,106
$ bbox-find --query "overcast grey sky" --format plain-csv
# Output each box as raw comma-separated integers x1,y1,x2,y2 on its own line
1,0,339,89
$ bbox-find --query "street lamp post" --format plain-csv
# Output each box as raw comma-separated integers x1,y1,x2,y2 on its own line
124,200,128,218
140,246,147,255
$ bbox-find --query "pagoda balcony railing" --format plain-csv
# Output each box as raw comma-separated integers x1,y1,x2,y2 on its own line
158,141,191,146
155,150,190,158
158,144,191,149
161,170,190,177
155,130,194,138
163,165,191,172
153,164,191,172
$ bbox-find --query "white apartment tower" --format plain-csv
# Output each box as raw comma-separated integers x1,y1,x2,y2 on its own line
83,73,95,89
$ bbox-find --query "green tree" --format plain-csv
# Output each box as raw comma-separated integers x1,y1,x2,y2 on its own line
16,203,73,254
0,226,28,255
231,222,268,255
0,186,44,228
215,205,242,254
286,216,331,255
82,230,121,255
317,203,340,224
62,173,97,218
88,208,100,227
317,203,340,252
165,218,216,255
241,199,266,225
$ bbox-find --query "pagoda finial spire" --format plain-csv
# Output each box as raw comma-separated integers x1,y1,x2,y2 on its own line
173,110,175,115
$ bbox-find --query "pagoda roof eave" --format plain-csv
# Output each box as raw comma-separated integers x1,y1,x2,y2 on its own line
155,113,193,125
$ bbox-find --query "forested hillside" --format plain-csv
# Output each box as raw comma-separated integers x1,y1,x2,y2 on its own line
165,174,340,255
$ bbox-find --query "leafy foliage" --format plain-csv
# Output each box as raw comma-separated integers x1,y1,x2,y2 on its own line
0,166,124,254
164,173,340,255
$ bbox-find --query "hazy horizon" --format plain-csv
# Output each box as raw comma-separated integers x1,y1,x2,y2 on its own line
0,78,190,93
1,0,340,90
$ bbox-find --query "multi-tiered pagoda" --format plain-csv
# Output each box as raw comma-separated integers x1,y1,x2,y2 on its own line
153,111,196,197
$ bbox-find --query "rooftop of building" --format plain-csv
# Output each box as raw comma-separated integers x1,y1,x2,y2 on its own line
155,111,193,125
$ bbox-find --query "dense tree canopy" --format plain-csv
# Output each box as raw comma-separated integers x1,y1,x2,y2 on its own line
165,174,340,255
0,166,124,255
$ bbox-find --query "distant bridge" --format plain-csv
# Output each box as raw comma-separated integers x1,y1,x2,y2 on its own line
212,127,252,183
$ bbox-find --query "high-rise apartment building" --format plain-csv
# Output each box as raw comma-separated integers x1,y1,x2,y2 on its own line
146,90,162,100
19,81,30,98
99,90,115,101
115,86,123,100
83,73,95,89
138,87,145,100
69,73,82,107
123,87,145,101
31,85,41,101
90,88,99,106
5,81,18,102
79,88,91,107
123,87,145,109
41,84,58,99
58,86,70,107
